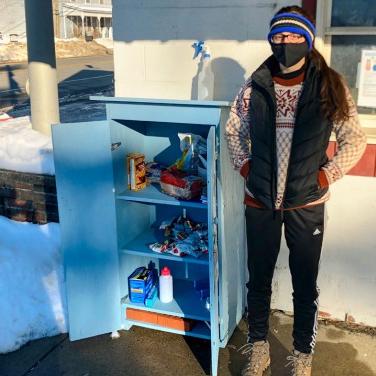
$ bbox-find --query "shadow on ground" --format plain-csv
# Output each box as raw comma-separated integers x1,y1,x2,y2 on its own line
1,66,113,121
1,313,375,376
0,64,25,107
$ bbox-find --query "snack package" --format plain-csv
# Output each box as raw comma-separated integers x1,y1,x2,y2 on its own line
159,218,175,230
184,232,201,247
127,153,146,191
199,239,209,254
197,155,207,180
145,162,165,184
160,167,203,200
174,133,207,173
183,219,195,233
153,215,209,258
169,243,188,257
196,227,208,240
174,134,193,171
175,241,201,258
159,217,176,237
172,229,189,241
149,240,171,254
159,218,176,230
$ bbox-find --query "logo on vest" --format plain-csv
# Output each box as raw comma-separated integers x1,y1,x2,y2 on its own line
313,228,321,236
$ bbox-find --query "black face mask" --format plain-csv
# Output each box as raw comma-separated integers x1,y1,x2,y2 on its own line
271,41,309,68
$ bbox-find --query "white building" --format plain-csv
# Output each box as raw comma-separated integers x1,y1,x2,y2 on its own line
59,0,113,39
0,0,113,43
0,0,26,43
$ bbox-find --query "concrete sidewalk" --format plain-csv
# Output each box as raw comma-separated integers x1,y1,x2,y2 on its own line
1,311,375,376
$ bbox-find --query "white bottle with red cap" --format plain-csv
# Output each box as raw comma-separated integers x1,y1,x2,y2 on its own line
159,266,173,303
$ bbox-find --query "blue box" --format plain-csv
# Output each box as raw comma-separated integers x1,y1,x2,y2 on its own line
145,284,158,307
128,267,156,303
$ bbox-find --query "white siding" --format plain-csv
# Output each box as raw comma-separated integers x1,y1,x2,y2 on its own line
112,0,296,101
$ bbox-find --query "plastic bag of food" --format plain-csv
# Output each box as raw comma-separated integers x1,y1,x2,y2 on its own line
160,167,203,200
173,241,201,258
149,240,171,254
174,133,207,173
172,229,189,241
145,162,165,184
167,242,187,257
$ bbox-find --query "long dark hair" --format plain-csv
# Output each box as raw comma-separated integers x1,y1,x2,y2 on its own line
275,6,350,123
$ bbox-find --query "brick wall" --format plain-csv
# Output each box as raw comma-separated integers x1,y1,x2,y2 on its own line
0,169,59,224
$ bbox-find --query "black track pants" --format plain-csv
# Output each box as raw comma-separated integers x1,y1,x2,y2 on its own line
245,204,325,354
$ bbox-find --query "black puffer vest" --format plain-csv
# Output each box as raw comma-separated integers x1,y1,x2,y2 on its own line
246,56,332,209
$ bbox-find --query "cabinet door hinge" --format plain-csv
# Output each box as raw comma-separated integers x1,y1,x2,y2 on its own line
111,142,121,151
212,220,219,256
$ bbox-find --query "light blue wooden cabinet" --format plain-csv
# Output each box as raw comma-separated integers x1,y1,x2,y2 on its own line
52,98,247,376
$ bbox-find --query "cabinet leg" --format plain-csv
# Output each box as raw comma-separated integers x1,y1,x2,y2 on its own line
122,320,133,331
211,341,219,376
110,330,120,339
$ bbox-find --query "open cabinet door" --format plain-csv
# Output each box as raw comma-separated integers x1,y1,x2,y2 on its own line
52,121,121,341
216,108,247,347
207,125,220,376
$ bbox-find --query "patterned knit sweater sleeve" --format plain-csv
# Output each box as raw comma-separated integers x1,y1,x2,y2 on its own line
321,85,367,184
225,78,252,173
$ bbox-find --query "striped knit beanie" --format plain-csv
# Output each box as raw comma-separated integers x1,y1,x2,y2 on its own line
268,12,316,50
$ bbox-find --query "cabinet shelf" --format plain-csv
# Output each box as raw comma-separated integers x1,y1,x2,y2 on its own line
116,184,207,209
120,228,209,265
126,319,211,340
122,278,210,321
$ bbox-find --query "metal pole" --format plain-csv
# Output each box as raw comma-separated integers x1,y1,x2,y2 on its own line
24,0,59,136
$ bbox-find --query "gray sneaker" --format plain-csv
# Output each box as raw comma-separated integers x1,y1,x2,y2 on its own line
238,340,271,376
285,350,313,376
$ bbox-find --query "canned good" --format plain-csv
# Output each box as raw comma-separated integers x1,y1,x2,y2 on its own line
127,153,146,191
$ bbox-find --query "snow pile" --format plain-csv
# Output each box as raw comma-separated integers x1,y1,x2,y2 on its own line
0,111,12,121
0,216,67,353
0,42,27,63
55,39,111,59
0,116,55,175
0,39,111,63
95,38,114,50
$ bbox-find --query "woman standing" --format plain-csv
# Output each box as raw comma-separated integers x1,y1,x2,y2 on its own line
225,5,367,376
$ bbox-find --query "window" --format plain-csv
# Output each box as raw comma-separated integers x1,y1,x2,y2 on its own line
331,36,376,114
318,0,376,116
331,0,376,27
